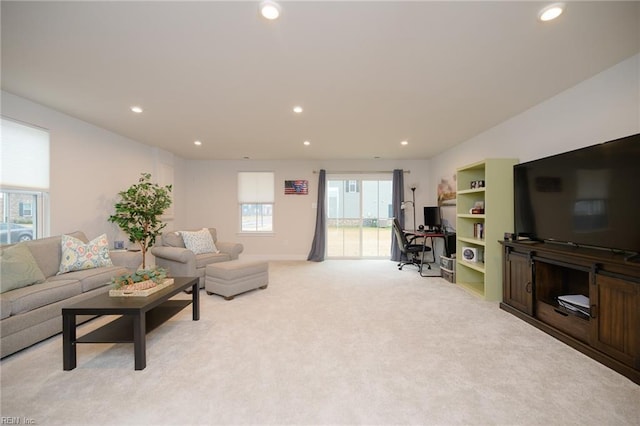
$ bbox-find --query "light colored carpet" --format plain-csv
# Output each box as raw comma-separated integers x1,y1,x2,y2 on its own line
1,260,638,425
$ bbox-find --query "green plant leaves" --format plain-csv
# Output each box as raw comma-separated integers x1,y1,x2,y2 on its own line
108,173,172,268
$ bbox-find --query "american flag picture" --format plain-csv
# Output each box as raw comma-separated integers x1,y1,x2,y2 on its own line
284,180,308,195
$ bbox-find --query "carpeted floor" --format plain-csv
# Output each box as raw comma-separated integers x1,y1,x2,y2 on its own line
1,260,638,425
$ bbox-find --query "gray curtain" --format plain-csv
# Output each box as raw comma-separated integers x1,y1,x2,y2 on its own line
307,169,326,261
391,169,404,262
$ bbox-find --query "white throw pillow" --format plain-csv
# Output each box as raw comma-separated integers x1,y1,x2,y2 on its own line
181,228,218,255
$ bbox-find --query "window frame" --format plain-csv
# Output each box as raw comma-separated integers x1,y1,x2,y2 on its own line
238,171,275,234
1,189,49,242
19,201,33,217
1,117,50,242
346,180,359,193
239,203,274,233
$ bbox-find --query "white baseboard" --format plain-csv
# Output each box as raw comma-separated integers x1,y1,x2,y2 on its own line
239,254,308,261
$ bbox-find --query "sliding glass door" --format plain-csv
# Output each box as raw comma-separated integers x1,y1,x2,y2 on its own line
327,176,392,258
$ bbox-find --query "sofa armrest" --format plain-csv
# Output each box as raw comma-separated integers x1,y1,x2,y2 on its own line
150,246,194,263
150,246,196,277
216,241,244,260
110,250,142,272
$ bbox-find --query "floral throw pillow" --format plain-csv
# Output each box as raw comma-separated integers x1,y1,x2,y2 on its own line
181,228,218,255
58,233,113,274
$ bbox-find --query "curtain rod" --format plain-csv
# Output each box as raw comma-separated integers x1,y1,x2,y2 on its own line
312,170,410,174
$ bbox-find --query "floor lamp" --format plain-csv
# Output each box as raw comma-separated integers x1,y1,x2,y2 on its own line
401,186,417,231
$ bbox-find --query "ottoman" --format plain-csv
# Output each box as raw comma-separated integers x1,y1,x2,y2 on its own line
205,260,268,300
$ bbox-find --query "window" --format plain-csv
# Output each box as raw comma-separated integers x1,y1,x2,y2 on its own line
327,176,392,258
346,180,359,193
19,201,33,217
238,172,274,232
1,117,50,242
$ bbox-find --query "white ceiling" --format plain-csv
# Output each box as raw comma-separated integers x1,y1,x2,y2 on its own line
2,1,639,161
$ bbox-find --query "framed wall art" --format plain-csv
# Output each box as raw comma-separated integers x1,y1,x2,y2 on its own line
437,174,456,206
284,180,308,195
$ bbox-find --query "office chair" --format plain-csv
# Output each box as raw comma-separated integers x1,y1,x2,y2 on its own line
392,217,431,271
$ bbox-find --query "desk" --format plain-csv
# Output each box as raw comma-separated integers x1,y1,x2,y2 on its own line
404,230,448,277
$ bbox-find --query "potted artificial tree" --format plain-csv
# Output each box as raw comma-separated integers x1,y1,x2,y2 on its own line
108,172,172,269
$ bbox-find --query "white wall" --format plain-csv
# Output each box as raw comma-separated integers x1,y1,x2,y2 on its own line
1,91,181,247
1,91,431,260
427,54,640,209
183,159,430,260
2,53,637,260
424,53,638,256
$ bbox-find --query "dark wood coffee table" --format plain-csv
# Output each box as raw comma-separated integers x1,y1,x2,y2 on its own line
62,276,199,370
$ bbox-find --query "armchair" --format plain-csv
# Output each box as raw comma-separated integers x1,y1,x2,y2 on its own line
150,228,243,288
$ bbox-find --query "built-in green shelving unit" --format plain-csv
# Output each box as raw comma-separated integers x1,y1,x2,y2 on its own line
455,158,517,301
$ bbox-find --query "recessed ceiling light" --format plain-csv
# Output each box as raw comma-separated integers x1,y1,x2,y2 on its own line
293,106,303,114
130,106,143,113
401,140,409,146
538,3,565,22
259,0,281,20
194,140,202,146
303,140,311,146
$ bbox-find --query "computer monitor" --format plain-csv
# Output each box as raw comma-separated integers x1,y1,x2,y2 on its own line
424,206,441,231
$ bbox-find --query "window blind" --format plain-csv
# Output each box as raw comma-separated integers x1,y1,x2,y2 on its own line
238,172,274,203
1,118,50,190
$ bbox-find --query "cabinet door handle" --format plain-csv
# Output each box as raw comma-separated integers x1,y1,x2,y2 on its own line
525,282,532,293
590,305,598,319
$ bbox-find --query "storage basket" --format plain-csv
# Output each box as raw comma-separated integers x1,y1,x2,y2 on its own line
440,255,456,271
441,268,455,283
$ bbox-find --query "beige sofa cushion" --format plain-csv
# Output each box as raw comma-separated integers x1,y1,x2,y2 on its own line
24,231,87,278
1,298,11,320
3,279,82,316
195,252,231,269
162,231,185,248
48,265,129,293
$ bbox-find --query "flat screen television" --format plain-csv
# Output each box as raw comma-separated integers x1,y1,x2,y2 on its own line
423,206,441,231
514,133,640,256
